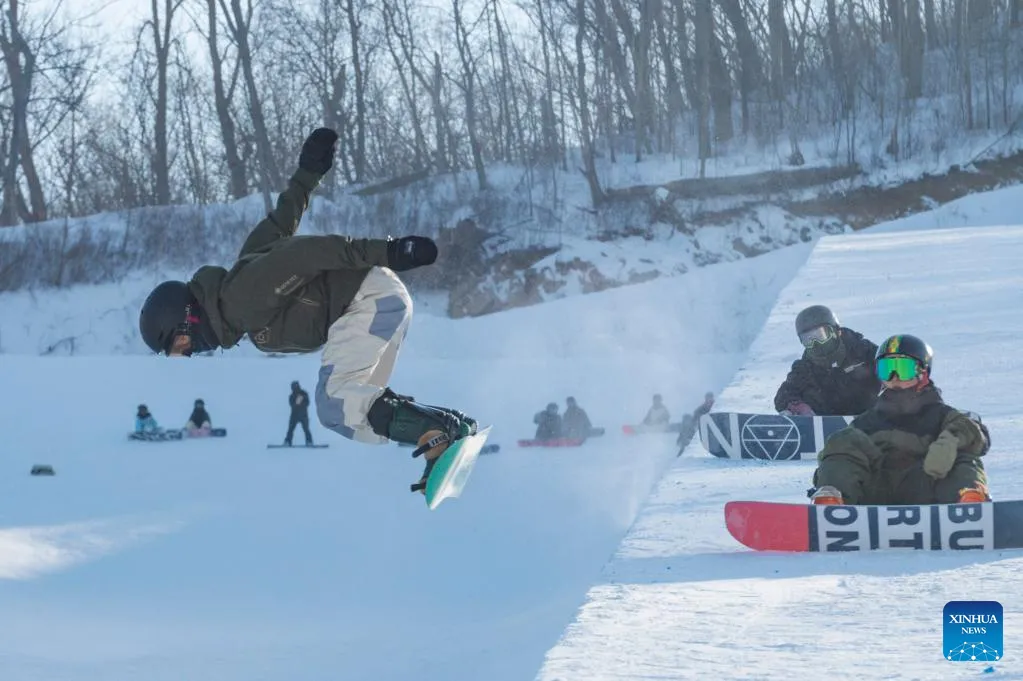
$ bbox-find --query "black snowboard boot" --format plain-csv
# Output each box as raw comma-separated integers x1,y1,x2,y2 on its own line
367,388,478,493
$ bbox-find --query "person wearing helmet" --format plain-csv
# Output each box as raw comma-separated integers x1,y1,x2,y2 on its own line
810,334,990,506
534,402,562,441
562,396,593,440
185,398,212,434
773,305,881,416
137,127,476,493
135,404,160,434
642,394,670,429
285,380,313,447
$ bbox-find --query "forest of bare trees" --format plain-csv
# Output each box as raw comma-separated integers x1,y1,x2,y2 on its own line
0,0,1020,225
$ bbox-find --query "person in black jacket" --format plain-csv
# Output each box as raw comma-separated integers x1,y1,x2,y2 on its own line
773,305,881,416
534,402,562,441
186,398,212,433
562,396,592,440
285,381,314,446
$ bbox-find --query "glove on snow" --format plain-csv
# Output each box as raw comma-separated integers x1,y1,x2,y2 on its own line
786,401,815,416
299,127,339,175
386,236,438,272
923,429,960,479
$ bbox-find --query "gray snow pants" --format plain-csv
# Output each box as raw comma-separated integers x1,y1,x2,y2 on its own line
315,266,412,444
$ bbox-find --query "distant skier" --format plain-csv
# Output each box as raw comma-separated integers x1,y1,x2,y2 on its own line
185,398,212,435
642,394,670,429
138,127,476,492
810,335,990,506
135,404,159,434
562,396,592,440
534,402,562,441
774,305,881,417
285,380,314,447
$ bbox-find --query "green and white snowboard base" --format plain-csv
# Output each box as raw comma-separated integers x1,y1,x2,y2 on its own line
423,426,492,510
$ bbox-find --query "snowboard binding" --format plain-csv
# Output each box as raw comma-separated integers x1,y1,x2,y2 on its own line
409,430,453,493
366,388,478,493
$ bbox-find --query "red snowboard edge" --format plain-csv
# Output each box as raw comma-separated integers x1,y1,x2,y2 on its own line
724,501,810,552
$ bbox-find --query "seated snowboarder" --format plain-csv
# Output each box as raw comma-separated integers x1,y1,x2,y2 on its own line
185,398,212,435
642,394,670,429
810,334,990,506
676,392,715,451
534,402,562,441
285,380,314,446
138,127,476,494
562,396,592,440
135,404,159,434
774,305,881,417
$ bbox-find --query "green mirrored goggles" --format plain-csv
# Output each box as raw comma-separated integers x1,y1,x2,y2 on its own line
876,355,921,382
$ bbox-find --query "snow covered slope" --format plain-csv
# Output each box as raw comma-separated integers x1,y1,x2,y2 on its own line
0,245,807,680
536,225,1023,680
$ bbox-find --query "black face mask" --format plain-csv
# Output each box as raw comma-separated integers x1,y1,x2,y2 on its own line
807,335,845,365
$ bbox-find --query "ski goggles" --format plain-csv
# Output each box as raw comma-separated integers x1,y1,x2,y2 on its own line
798,325,836,348
876,355,922,382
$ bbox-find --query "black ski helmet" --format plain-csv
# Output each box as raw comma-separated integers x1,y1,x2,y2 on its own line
876,334,933,373
795,305,839,336
139,280,216,355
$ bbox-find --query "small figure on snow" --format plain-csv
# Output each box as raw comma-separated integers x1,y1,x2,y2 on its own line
774,305,881,417
185,398,212,435
642,394,670,429
562,396,592,440
676,392,715,451
138,127,476,493
136,404,159,434
534,402,562,441
285,380,314,446
810,335,990,506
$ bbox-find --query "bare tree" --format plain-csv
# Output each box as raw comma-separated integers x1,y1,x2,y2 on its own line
0,0,39,224
219,0,280,208
451,0,487,189
195,0,247,200
342,0,369,181
573,0,602,204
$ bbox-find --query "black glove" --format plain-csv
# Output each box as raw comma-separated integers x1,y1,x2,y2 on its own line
299,127,339,175
386,236,438,272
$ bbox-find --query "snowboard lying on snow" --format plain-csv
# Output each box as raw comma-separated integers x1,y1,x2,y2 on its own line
699,412,853,460
725,500,1023,552
129,428,227,442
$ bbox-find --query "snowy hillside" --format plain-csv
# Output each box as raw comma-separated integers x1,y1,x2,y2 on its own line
536,224,1023,680
3,183,1022,356
0,242,806,680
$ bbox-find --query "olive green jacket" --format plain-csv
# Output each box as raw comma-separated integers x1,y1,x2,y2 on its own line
819,384,989,469
188,168,390,353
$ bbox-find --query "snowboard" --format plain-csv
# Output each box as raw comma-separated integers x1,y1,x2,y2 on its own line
699,412,854,460
724,500,1023,552
184,427,227,438
129,429,183,441
517,437,585,447
422,426,492,510
267,443,330,449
